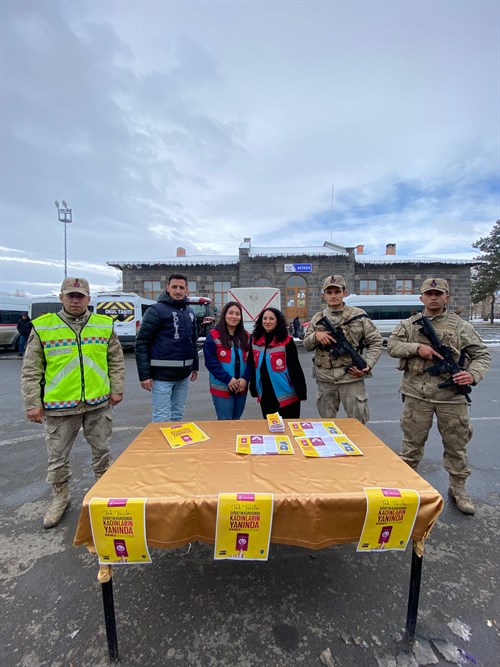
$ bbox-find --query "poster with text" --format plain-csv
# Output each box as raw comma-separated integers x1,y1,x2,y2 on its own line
89,498,151,564
214,493,274,560
357,488,420,552
160,422,210,449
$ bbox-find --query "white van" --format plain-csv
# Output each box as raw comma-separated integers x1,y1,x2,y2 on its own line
344,294,423,340
0,295,31,349
95,292,156,345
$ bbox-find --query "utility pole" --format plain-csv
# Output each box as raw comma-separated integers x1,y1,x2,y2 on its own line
55,200,72,278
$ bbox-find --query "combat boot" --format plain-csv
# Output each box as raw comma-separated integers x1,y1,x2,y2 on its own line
43,481,71,528
448,478,475,515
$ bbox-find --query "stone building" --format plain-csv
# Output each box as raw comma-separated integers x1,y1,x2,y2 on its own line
108,239,475,322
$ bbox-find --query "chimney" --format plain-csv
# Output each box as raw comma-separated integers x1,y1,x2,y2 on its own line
176,247,186,257
356,244,364,255
386,243,396,255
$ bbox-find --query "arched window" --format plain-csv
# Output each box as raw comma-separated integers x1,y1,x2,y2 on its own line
255,277,272,286
285,275,307,322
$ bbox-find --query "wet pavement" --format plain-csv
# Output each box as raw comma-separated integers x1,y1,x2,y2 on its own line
1,326,499,666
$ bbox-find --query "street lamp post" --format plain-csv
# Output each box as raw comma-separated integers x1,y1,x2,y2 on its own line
55,200,72,278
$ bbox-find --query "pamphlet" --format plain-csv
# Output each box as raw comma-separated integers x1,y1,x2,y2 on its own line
266,412,285,432
89,498,151,565
160,422,210,449
214,492,274,560
357,488,420,552
236,434,294,455
295,434,363,458
289,420,343,438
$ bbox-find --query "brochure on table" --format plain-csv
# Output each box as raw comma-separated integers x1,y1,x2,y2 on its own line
160,422,210,449
236,434,294,455
357,488,420,552
214,493,274,560
89,498,151,565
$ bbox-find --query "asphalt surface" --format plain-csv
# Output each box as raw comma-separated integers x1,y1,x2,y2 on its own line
1,333,499,667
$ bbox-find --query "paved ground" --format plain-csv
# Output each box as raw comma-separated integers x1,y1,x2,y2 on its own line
1,334,499,666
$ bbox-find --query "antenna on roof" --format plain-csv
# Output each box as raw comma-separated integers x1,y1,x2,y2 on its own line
330,182,334,242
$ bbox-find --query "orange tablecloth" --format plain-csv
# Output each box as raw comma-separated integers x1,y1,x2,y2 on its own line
74,419,443,550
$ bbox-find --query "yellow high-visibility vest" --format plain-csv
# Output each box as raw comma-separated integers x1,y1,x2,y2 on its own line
33,312,113,409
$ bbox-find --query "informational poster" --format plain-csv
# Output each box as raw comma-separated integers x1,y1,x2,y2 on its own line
289,421,343,438
160,422,210,449
236,435,294,455
295,434,363,458
214,493,274,560
357,488,420,552
89,498,151,565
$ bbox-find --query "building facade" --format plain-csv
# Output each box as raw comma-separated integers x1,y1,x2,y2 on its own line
108,239,475,321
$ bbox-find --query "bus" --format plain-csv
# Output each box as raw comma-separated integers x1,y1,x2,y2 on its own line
94,292,156,345
344,294,423,340
0,295,31,349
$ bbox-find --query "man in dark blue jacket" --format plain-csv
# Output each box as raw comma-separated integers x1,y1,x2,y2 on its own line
135,274,199,422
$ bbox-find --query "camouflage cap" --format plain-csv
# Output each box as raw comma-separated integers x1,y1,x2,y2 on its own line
420,278,449,294
60,277,90,295
322,275,346,291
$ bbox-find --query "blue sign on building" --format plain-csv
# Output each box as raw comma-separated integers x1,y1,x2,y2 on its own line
284,263,312,273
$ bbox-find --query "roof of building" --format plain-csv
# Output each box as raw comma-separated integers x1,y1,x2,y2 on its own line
107,255,239,268
355,254,478,265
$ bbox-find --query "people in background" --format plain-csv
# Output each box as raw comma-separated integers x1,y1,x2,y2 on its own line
249,308,307,419
21,277,125,529
303,275,383,424
203,301,251,420
292,315,301,338
387,278,491,515
16,312,32,356
135,273,198,422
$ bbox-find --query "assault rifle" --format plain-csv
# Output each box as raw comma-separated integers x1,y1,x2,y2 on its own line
317,316,368,371
413,315,471,404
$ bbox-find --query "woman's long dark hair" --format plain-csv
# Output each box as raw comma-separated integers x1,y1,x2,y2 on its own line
253,308,289,343
215,301,249,351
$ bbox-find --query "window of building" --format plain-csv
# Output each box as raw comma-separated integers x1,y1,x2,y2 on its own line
359,280,378,294
396,279,414,294
188,281,197,294
143,281,162,299
213,281,231,311
255,278,272,286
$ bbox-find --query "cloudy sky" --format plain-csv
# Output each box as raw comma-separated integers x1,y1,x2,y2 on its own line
1,0,498,296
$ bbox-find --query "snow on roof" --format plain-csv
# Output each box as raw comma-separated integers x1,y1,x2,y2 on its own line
355,254,477,265
107,255,239,268
249,246,347,258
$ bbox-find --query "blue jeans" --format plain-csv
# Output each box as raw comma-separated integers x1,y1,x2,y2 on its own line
211,392,247,420
18,335,28,355
151,377,190,422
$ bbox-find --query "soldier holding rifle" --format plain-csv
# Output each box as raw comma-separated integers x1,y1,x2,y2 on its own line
387,278,491,515
303,275,383,424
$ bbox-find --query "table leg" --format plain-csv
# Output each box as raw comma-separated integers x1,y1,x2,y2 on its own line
404,542,423,644
101,579,119,661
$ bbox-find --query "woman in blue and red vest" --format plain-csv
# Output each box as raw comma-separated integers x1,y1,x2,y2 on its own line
203,301,251,420
249,308,307,419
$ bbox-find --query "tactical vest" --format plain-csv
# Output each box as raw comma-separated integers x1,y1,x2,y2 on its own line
33,313,113,409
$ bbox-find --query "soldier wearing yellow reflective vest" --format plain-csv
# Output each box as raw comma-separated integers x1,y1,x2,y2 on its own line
21,277,125,529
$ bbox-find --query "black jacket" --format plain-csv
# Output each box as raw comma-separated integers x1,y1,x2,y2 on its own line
135,293,199,382
17,317,32,337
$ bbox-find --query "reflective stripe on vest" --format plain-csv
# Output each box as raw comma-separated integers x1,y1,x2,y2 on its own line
33,313,113,409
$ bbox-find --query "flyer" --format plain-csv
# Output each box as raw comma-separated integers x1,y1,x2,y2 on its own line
357,488,420,552
236,434,294,455
295,434,363,458
89,498,151,565
160,422,210,449
289,420,343,438
214,492,274,560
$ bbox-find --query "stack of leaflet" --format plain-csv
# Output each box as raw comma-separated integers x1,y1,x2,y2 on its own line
267,412,285,432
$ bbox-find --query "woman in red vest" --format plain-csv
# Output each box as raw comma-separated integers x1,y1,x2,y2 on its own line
203,301,251,419
249,308,307,418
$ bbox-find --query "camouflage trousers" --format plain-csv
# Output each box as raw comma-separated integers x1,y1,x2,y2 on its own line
315,380,370,424
400,395,472,479
44,406,113,485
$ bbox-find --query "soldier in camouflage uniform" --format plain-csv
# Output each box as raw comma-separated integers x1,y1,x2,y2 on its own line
387,278,491,515
21,278,125,529
303,275,383,424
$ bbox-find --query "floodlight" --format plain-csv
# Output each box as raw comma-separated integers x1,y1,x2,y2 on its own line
62,200,68,208
55,200,60,208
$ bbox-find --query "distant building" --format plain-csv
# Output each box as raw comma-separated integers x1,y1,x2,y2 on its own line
108,239,476,321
